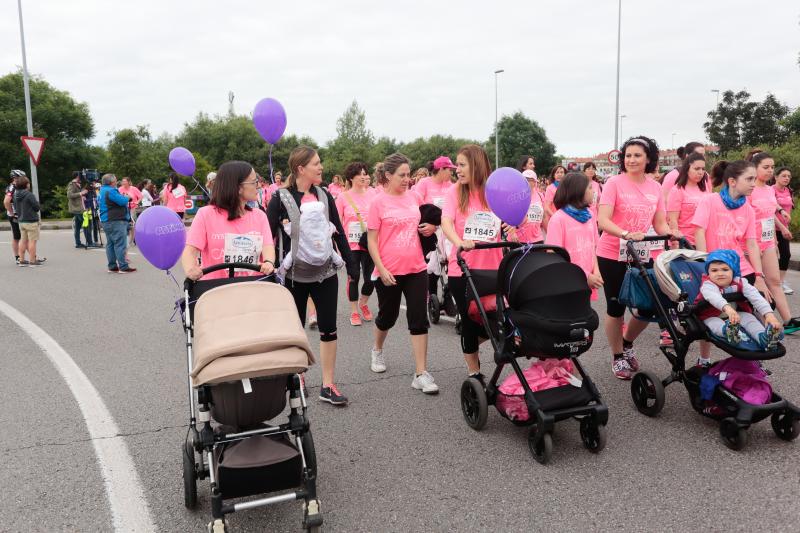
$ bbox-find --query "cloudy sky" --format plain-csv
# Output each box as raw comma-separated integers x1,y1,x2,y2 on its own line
1,1,798,157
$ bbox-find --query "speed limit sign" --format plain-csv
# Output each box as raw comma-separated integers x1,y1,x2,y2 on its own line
607,150,622,165
184,198,194,210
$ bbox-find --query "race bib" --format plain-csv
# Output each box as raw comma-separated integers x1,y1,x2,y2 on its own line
223,234,263,270
172,188,185,198
526,203,544,224
433,196,445,208
760,218,775,243
347,221,364,244
463,211,500,243
618,239,651,262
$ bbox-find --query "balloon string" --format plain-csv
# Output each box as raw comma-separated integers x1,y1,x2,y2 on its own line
269,144,274,184
167,269,185,323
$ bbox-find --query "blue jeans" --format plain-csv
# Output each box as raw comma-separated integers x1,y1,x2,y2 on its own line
73,213,93,246
104,220,129,269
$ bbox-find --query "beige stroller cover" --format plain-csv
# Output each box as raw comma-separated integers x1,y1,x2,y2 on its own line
654,249,708,302
191,281,315,386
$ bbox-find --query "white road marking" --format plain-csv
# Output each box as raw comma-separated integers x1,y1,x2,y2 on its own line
0,299,155,532
400,303,456,323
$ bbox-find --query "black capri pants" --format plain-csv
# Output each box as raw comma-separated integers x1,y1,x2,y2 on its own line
777,232,791,271
9,219,21,241
348,249,375,301
288,273,339,342
598,256,653,319
375,270,429,335
448,275,488,354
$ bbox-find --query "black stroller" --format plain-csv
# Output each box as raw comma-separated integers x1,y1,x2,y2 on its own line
623,236,800,450
181,263,322,532
426,240,460,328
457,242,608,464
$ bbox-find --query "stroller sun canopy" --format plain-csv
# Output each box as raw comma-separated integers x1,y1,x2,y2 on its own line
191,282,315,386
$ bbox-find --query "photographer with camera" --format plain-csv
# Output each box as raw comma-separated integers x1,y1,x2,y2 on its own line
67,171,96,249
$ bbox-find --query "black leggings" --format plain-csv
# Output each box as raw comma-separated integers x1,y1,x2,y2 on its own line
448,275,488,354
375,271,429,335
288,274,339,342
348,249,375,301
428,273,439,295
777,232,791,271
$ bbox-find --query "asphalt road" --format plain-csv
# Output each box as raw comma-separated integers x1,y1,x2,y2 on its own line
2,229,799,532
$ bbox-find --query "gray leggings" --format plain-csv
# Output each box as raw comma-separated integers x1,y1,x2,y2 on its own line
704,312,765,340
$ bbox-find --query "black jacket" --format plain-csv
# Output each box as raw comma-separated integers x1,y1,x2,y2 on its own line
13,189,40,223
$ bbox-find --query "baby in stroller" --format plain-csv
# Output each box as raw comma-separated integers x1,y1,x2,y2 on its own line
696,249,783,353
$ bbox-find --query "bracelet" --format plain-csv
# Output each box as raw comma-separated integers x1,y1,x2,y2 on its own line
263,260,274,266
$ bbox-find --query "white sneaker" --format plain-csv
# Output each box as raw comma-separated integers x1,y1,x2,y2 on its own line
782,282,794,295
411,371,439,394
370,348,386,373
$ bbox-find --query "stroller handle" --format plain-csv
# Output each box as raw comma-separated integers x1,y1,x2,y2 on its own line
455,241,570,264
183,262,273,290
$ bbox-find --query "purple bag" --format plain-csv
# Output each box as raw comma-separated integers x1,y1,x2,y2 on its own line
710,358,772,405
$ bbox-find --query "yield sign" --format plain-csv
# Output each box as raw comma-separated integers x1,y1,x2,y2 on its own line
21,136,46,166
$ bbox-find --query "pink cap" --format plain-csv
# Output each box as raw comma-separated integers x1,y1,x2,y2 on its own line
433,156,456,170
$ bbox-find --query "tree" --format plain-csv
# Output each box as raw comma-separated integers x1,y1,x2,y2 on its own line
323,100,375,177
704,91,790,153
743,93,790,147
103,125,173,181
782,107,800,137
399,135,480,170
0,71,98,217
486,111,557,172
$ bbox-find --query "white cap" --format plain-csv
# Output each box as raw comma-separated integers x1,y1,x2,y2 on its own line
522,170,537,179
206,172,217,182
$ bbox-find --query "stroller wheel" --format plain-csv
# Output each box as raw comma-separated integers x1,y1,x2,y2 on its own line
579,419,607,454
301,430,318,478
182,441,198,509
630,371,665,417
528,427,553,465
443,292,458,317
428,294,441,324
460,378,488,430
208,519,227,533
771,412,800,441
719,418,749,450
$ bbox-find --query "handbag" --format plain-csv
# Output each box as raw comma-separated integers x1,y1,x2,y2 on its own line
618,267,659,312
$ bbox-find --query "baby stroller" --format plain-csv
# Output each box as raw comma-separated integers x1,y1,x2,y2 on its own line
622,237,800,450
426,235,459,327
457,242,608,464
180,263,322,532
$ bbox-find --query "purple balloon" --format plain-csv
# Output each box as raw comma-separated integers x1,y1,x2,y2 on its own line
169,147,196,177
253,98,287,144
134,206,186,270
486,167,531,227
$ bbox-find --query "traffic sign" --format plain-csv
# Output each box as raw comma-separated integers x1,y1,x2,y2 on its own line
21,136,46,166
607,150,621,165
184,198,194,210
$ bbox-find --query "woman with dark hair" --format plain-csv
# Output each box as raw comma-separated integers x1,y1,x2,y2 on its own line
161,172,188,219
583,162,602,219
335,161,377,326
666,153,711,245
181,161,275,281
773,167,794,293
745,151,800,329
267,146,358,406
516,155,536,174
596,136,672,380
662,141,705,200
544,165,567,217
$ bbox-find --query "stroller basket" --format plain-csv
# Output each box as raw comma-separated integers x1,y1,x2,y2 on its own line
496,382,596,422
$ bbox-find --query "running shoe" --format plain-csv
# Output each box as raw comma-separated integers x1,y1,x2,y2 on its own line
29,259,46,266
118,267,137,273
319,385,348,405
35,257,46,263
659,329,673,346
370,348,386,373
724,322,740,345
622,345,640,372
360,304,373,322
308,314,318,329
612,357,633,380
350,312,362,326
783,317,800,333
18,260,29,267
108,266,119,273
782,282,794,295
411,371,439,394
14,256,20,265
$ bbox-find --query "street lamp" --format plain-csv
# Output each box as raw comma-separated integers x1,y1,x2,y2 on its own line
671,132,677,150
16,0,39,200
711,89,720,109
494,69,504,169
613,0,622,149
618,115,627,145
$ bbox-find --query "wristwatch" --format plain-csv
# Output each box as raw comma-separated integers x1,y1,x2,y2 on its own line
621,230,630,239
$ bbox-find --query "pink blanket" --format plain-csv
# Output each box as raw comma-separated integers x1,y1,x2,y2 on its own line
496,359,578,421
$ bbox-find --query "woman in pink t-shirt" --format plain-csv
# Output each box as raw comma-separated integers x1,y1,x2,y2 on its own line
583,162,603,220
441,144,505,378
666,153,711,245
336,162,377,326
543,165,566,217
516,170,547,243
545,172,602,300
327,175,344,199
596,136,672,380
161,173,188,219
366,153,438,394
661,141,705,201
181,161,275,281
773,167,795,293
746,151,799,329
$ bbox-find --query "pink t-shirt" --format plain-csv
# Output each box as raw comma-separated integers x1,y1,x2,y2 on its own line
773,185,793,226
119,185,142,211
661,169,680,200
366,191,426,276
414,177,453,208
691,194,757,276
336,188,377,251
588,180,602,219
596,173,665,261
441,185,503,277
516,190,545,243
165,184,188,213
186,206,274,280
666,183,711,245
544,183,557,214
747,185,779,252
545,209,599,300
327,183,344,199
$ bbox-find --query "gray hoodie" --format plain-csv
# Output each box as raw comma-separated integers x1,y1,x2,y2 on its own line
13,189,40,223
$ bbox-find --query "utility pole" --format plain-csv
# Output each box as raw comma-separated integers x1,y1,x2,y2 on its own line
494,69,504,169
613,0,622,149
17,0,39,200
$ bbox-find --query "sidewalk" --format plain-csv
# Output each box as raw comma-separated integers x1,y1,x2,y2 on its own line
1,218,193,231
